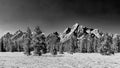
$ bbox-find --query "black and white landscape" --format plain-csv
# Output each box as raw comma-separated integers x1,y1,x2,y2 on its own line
0,0,120,68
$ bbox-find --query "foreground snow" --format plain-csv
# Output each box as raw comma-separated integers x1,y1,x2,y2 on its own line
0,52,120,68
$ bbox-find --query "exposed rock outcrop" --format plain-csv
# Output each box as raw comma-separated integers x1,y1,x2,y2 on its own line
11,30,23,40
60,23,79,42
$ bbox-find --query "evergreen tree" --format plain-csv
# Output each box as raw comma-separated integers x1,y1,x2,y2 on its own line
46,32,60,55
0,38,4,52
23,27,32,56
26,27,32,38
31,26,46,56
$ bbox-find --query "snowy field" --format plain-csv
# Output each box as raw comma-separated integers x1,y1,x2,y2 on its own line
0,52,120,68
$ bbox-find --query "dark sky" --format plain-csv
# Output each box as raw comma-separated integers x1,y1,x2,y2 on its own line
0,0,120,36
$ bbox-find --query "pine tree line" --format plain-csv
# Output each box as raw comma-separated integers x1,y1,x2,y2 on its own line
0,24,119,56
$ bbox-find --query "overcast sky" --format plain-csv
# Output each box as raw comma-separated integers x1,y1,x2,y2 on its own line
0,0,120,37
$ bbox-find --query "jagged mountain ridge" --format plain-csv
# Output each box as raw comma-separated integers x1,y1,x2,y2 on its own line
11,30,24,40
0,23,118,42
2,32,13,39
60,23,102,42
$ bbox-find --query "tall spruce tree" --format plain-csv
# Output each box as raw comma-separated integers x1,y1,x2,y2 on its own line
23,27,32,56
26,27,32,38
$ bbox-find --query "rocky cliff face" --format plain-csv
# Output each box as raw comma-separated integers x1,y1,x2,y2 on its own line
60,23,79,42
11,30,24,40
60,23,102,42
